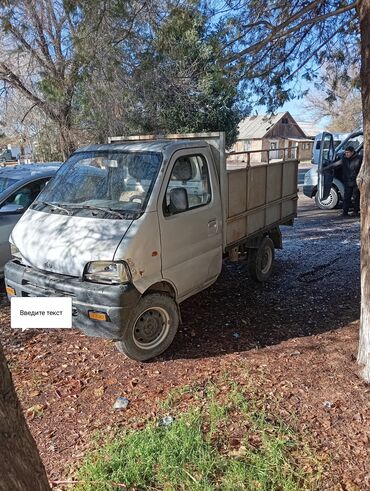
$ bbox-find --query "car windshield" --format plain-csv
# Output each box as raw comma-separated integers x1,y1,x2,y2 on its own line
336,133,363,154
0,176,19,194
35,150,162,217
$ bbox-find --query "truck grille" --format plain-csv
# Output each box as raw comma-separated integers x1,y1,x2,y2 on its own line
20,279,76,298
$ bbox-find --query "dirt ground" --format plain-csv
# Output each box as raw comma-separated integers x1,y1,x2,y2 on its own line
1,187,369,490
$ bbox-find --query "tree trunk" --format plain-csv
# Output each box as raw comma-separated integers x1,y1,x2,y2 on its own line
357,0,370,382
57,119,76,161
0,343,51,491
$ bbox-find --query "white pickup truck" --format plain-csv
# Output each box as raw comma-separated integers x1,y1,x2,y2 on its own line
5,133,298,360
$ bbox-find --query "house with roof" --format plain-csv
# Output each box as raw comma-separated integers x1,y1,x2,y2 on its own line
231,112,314,162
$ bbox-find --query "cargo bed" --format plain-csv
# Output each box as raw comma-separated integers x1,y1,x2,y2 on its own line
225,152,298,249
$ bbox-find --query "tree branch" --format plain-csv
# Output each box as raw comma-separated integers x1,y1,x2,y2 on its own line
0,62,54,119
223,0,322,53
25,0,56,73
5,24,54,74
225,1,358,63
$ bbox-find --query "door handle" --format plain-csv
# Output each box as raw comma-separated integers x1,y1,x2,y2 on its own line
208,219,218,231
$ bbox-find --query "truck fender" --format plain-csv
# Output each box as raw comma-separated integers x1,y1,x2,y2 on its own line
143,281,182,323
245,227,282,250
268,227,282,250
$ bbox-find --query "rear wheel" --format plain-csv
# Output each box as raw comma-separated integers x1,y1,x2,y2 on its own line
115,293,179,361
314,186,339,210
247,237,275,282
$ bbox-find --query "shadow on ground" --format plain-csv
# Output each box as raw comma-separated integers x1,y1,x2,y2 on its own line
0,194,361,362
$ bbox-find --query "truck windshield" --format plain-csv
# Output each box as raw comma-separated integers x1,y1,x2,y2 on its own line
0,177,19,194
34,150,162,217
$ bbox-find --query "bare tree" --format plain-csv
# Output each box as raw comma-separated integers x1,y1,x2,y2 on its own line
0,1,81,159
0,90,45,155
0,0,154,159
0,343,50,491
304,64,362,132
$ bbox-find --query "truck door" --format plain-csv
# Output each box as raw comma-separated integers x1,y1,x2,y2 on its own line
318,132,335,200
158,148,222,300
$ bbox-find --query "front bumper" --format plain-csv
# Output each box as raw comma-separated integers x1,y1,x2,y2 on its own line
4,260,141,340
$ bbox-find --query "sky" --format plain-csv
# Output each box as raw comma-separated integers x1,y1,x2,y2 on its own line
256,76,329,130
278,100,328,130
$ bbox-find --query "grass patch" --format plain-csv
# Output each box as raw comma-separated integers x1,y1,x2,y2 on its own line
76,380,319,490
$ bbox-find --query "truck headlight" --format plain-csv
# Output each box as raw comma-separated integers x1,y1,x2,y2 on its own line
83,261,131,285
10,243,21,259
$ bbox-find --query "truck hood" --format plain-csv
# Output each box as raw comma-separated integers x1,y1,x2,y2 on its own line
11,208,133,277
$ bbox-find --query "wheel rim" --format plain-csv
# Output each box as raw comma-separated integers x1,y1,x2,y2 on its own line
260,246,273,274
320,193,334,206
318,189,336,207
133,307,170,350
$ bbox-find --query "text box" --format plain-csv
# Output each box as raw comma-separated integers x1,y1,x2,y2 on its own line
11,297,72,330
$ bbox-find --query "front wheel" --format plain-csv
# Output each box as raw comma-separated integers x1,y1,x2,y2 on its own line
314,186,339,210
115,293,179,361
247,237,275,282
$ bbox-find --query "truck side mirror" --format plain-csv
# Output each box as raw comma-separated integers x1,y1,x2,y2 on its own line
168,187,189,214
0,203,25,215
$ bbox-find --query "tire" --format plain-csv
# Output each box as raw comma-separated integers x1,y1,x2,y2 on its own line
115,293,179,361
314,186,339,210
247,237,275,282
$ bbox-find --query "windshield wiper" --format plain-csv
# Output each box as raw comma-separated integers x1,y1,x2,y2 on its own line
34,201,72,216
73,205,128,219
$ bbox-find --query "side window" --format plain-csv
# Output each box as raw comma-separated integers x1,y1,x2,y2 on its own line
243,140,251,151
3,179,48,210
164,155,211,216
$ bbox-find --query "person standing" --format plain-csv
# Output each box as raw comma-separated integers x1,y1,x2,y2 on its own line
325,145,363,217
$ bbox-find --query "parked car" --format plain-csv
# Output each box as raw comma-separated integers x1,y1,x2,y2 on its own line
0,163,61,277
5,133,298,361
303,129,363,209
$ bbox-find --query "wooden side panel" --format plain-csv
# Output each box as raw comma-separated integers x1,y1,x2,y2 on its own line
228,170,247,216
266,163,282,202
226,159,298,247
247,210,265,235
226,218,246,245
247,166,266,209
282,199,296,217
266,203,281,224
282,161,298,197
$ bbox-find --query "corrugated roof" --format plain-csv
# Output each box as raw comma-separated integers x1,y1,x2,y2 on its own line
237,113,287,139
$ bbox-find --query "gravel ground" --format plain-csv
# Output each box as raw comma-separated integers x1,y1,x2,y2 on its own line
1,190,369,490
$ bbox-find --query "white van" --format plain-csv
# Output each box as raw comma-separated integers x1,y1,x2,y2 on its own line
303,129,363,209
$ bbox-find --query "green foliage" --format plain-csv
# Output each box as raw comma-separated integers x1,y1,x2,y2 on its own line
137,5,248,147
76,3,248,147
33,125,64,162
0,0,359,154
76,381,319,491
